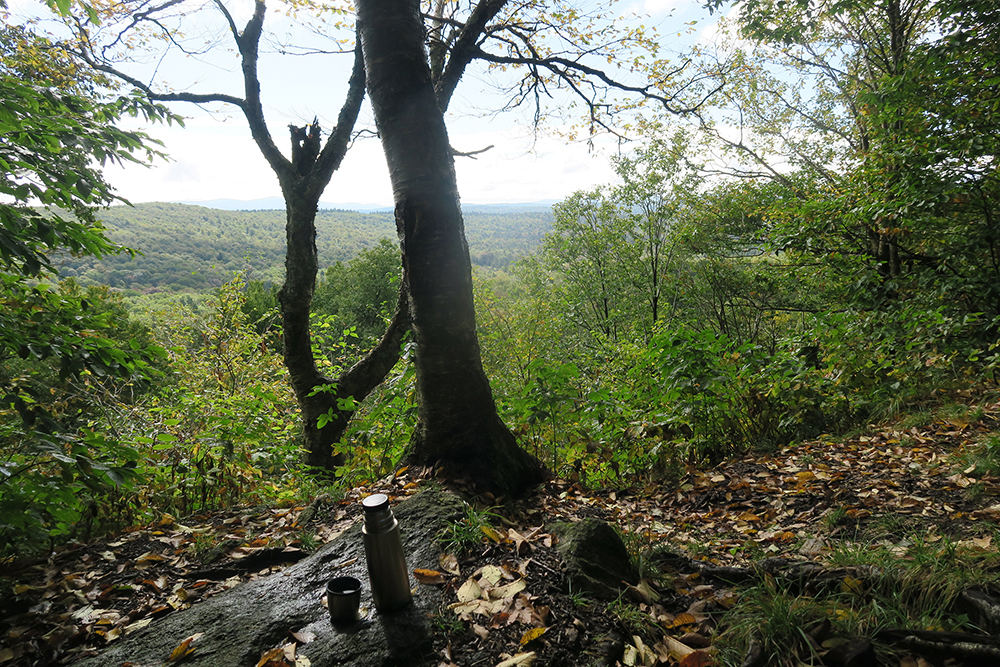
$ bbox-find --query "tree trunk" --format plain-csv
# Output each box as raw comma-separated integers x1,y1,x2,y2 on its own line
277,123,411,471
267,44,409,472
356,0,545,497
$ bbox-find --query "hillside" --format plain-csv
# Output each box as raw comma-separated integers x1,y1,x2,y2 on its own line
56,203,552,292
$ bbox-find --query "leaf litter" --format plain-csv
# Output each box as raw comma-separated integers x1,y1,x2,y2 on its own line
2,392,1000,666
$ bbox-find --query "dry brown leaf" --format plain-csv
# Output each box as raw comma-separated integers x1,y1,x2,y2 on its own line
679,650,715,667
530,604,550,626
507,529,533,556
290,630,315,644
256,647,285,667
669,612,698,629
439,553,461,576
663,635,696,660
494,652,535,667
135,552,165,568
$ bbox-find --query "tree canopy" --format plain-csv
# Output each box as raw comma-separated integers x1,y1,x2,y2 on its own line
0,22,179,552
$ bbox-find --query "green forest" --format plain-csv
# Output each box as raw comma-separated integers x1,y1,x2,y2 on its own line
3,0,1000,665
57,203,551,291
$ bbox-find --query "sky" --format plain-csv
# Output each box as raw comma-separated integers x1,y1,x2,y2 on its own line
13,0,719,208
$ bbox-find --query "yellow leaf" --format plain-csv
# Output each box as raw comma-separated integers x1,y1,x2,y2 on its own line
840,576,864,595
414,568,446,585
481,525,505,543
519,627,548,645
167,633,202,663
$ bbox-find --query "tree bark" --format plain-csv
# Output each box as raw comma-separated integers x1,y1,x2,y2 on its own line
356,0,545,497
230,17,409,472
275,111,411,471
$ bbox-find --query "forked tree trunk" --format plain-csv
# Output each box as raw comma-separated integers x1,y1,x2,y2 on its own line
356,0,544,497
262,37,408,472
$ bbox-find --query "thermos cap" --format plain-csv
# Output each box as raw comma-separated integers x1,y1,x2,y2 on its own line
362,493,389,512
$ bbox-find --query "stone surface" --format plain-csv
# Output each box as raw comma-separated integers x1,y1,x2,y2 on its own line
548,518,637,600
73,490,465,667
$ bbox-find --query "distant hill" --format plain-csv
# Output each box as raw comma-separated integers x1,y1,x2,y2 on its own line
56,202,552,293
178,197,559,213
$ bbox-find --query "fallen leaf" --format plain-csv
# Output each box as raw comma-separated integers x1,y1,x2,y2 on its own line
662,635,696,660
479,565,504,586
256,646,287,667
481,525,505,543
679,650,715,667
494,652,535,667
135,552,165,569
457,578,482,602
971,535,992,550
439,553,461,576
519,627,547,645
290,631,315,644
167,633,203,663
508,529,533,555
124,618,152,635
840,576,865,595
414,568,446,585
488,579,526,600
669,612,698,629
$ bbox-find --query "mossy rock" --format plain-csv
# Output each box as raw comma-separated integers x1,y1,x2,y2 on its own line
548,518,637,600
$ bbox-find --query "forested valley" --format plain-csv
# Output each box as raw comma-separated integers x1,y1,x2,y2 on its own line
58,203,552,291
3,0,1000,665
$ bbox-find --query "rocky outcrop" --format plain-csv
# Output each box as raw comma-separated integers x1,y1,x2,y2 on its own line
72,490,464,667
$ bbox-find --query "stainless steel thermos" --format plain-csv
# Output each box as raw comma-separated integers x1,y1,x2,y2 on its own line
361,493,412,611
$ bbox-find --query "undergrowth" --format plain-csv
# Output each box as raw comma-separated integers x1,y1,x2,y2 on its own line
715,533,1000,666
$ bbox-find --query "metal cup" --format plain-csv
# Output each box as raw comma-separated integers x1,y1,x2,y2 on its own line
326,576,362,627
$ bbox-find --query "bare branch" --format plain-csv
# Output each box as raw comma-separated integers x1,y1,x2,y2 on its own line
434,0,509,110
473,47,721,116
452,143,494,158
70,43,247,108
313,33,367,186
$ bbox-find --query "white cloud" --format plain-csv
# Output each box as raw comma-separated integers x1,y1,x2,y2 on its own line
108,118,618,207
